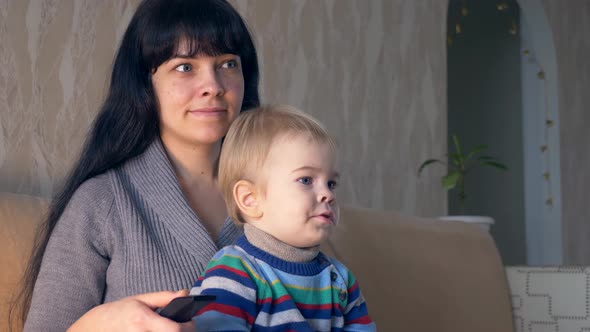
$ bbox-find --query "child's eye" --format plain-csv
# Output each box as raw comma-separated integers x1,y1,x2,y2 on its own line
175,63,192,72
328,180,338,190
298,177,313,185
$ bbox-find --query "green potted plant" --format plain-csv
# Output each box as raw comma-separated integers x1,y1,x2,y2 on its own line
418,134,508,231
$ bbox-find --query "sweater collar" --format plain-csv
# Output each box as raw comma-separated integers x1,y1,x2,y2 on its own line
243,224,320,263
122,138,240,256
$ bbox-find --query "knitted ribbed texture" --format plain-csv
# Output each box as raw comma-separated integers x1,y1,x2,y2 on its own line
190,235,376,331
243,223,320,263
25,139,241,332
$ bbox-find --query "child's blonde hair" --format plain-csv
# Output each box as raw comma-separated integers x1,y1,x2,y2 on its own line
219,104,336,224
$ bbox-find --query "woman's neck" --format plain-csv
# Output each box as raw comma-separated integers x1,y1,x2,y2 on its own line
161,137,221,185
161,137,228,240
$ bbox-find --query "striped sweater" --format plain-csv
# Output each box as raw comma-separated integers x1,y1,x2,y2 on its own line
190,231,376,331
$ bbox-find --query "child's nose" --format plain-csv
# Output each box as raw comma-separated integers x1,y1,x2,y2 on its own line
319,187,335,204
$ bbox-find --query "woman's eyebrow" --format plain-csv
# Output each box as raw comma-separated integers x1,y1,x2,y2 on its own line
171,54,193,59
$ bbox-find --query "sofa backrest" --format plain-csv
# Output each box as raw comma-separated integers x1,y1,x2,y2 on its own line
323,206,515,332
0,192,48,332
0,192,515,332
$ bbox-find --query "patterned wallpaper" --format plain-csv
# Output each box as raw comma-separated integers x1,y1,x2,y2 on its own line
0,0,137,195
541,1,590,265
0,0,449,217
2,1,589,263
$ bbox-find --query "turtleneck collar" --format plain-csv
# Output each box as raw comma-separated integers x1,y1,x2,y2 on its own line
243,223,320,263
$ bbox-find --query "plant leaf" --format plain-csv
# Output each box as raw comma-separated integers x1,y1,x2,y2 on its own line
442,171,460,190
477,155,496,161
452,134,462,157
465,144,488,161
450,134,465,168
448,153,462,167
481,161,508,171
417,159,446,175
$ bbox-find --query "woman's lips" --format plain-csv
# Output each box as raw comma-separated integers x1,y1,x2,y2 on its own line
188,107,227,116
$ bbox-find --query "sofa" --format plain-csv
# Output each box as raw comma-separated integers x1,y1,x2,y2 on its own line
1,191,589,332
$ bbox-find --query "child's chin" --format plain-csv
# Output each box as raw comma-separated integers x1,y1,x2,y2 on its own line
293,239,323,248
290,232,332,248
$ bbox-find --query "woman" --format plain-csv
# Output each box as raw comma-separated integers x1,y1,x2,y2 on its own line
16,0,260,330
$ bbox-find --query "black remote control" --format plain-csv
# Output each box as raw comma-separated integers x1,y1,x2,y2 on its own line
155,295,216,323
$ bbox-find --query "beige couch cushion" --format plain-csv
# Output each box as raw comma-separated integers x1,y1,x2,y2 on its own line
0,192,48,332
323,206,515,332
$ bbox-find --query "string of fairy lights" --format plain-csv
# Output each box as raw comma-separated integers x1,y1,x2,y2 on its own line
528,54,554,208
448,0,555,208
448,0,518,46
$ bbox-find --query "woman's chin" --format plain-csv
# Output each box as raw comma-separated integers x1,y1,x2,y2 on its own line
191,127,230,144
160,132,226,149
191,135,225,146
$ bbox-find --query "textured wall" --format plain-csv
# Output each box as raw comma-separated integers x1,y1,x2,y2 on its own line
0,0,137,196
542,1,590,265
0,0,449,216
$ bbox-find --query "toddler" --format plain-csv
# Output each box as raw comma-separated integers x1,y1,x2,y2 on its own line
190,105,376,331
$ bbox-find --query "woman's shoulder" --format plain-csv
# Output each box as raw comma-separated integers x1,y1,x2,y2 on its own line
53,172,120,252
64,172,118,225
71,172,116,206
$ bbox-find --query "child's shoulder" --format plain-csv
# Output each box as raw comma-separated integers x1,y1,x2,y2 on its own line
208,243,260,269
322,253,353,280
322,252,346,268
212,244,251,261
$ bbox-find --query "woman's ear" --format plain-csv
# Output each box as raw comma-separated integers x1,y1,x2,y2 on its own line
233,180,263,220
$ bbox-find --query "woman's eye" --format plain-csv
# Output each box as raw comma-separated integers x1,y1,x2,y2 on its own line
298,177,313,185
221,59,239,69
328,180,338,190
175,63,192,72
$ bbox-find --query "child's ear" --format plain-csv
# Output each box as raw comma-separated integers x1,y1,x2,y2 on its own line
233,180,263,219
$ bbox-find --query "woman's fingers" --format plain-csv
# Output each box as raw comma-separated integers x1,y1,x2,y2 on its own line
139,290,195,332
143,314,195,332
179,320,197,332
68,290,191,332
131,289,189,309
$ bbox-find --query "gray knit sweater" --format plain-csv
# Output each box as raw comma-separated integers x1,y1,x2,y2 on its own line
24,139,242,331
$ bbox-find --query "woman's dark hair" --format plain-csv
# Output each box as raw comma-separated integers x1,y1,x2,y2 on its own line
12,0,259,327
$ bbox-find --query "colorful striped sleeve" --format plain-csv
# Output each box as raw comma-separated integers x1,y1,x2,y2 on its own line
190,247,259,331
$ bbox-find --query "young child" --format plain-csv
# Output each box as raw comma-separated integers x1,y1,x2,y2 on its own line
190,105,376,331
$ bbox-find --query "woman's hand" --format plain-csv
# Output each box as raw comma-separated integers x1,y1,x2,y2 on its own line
67,290,194,332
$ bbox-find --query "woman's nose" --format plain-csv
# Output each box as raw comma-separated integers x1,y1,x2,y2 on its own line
199,69,225,97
